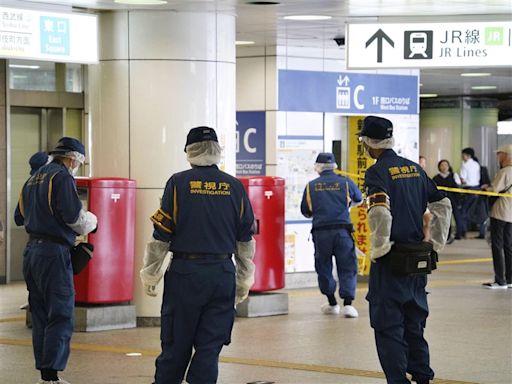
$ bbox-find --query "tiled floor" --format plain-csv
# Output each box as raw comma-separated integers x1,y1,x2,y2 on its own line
1,237,511,384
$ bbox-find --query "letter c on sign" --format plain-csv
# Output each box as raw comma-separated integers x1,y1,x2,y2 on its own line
244,128,257,154
354,85,365,110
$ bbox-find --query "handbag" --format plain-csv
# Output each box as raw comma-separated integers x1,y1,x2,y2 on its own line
489,184,512,209
71,242,94,275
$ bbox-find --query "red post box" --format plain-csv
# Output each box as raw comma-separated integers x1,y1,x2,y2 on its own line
74,178,136,304
239,176,285,292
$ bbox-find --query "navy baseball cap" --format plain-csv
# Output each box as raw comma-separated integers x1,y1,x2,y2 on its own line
184,126,218,151
359,116,393,140
29,152,48,175
315,152,336,164
49,137,86,157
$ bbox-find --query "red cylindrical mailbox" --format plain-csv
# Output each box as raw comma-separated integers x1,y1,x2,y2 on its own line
240,176,285,292
74,178,136,304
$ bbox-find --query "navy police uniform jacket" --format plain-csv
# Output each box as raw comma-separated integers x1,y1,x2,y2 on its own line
365,149,445,243
152,165,254,252
15,162,82,246
301,170,362,228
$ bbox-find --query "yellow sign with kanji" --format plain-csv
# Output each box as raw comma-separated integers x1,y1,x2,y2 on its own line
348,116,374,276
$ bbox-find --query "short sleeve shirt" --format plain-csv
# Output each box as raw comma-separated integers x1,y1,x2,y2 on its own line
364,150,445,243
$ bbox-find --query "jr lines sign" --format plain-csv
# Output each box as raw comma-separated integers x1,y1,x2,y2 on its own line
346,21,512,68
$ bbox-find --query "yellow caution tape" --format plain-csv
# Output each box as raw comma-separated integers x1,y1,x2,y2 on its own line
436,186,512,198
335,169,512,198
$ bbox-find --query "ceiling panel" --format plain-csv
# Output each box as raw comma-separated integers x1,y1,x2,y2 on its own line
3,0,512,99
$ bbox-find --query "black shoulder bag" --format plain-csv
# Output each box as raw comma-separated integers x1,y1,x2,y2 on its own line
489,184,512,209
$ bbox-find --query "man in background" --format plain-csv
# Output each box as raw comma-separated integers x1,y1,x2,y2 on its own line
301,152,363,318
483,144,512,289
459,147,481,239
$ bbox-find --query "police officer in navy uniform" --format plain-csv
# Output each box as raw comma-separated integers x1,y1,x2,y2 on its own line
300,152,363,317
140,126,256,384
14,138,98,384
360,116,451,384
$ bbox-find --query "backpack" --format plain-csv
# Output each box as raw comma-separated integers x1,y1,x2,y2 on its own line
480,166,491,186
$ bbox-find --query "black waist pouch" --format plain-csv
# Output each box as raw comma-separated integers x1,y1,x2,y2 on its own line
384,242,437,276
71,242,94,275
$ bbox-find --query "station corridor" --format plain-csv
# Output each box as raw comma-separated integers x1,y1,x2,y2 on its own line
1,236,510,384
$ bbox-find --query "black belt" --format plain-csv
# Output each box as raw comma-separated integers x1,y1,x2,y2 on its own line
29,233,69,246
172,252,232,260
311,223,354,233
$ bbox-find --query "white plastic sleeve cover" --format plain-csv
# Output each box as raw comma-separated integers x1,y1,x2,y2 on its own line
368,205,394,261
139,238,170,286
67,210,97,235
427,197,452,252
234,238,256,304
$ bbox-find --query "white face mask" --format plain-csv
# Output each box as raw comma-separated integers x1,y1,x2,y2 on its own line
68,159,81,176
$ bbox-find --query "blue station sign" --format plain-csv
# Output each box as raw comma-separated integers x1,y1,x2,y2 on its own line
278,69,418,115
236,111,266,176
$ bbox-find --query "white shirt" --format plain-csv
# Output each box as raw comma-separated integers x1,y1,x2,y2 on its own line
460,158,480,187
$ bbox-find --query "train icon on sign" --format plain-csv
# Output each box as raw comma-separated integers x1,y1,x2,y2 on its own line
404,30,433,59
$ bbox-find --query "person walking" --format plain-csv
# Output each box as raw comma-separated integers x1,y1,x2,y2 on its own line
14,137,97,384
360,116,451,384
300,152,362,317
140,126,256,384
482,144,512,289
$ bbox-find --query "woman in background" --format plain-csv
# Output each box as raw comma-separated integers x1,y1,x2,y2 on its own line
433,159,462,242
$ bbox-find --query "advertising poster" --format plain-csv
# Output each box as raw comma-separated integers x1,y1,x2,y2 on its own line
277,135,323,272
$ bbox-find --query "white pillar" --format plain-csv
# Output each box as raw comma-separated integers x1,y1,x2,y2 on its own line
88,10,236,319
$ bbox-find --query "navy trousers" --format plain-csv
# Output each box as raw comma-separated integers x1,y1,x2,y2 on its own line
366,260,434,384
312,229,357,300
490,217,512,285
23,240,74,372
154,258,236,384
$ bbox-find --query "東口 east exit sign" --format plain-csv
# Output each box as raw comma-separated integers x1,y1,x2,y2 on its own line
346,21,512,69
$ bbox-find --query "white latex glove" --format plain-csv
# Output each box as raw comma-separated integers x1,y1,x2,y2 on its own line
143,284,157,297
68,210,98,235
140,238,170,297
234,238,256,305
235,286,249,305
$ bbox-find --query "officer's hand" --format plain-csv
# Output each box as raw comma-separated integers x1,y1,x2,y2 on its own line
0,230,4,245
143,283,158,297
235,287,249,305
